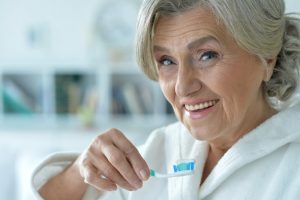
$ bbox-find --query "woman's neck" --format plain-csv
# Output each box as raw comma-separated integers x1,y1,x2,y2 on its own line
200,105,277,185
200,145,226,185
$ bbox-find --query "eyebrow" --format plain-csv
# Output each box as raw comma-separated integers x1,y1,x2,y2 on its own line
153,45,169,53
153,36,218,53
187,36,218,50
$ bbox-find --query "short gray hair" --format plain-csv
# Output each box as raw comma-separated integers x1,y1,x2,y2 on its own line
135,0,300,105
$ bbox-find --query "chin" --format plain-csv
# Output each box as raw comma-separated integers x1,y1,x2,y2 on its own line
188,123,221,141
188,127,208,141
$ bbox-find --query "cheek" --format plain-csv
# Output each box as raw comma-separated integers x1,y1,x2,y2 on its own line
212,57,264,96
159,79,175,103
159,79,182,117
209,62,265,116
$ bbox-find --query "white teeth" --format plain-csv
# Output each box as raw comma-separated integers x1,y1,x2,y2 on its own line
185,100,217,111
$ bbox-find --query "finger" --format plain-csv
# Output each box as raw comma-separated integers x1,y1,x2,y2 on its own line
111,130,150,181
102,143,143,189
89,153,136,191
123,148,150,181
83,163,117,191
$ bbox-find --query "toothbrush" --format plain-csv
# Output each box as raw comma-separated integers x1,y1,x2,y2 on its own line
150,159,195,178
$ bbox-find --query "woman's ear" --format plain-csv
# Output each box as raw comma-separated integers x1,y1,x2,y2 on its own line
263,58,276,82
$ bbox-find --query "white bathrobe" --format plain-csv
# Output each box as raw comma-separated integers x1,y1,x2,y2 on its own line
31,103,300,200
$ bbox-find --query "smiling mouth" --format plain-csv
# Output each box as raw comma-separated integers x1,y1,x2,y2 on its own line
184,100,218,111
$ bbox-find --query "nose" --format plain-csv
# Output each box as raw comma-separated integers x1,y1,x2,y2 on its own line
175,65,202,97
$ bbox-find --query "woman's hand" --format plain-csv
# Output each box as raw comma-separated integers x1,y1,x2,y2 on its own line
76,128,150,191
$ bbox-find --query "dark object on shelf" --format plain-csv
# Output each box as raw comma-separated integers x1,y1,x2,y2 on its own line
55,74,83,114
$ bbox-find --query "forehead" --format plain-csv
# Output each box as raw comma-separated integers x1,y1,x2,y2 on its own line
153,6,228,45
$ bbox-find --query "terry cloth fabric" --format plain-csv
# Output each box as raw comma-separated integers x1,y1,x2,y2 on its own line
31,103,300,200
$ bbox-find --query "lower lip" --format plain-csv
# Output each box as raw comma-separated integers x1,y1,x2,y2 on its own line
184,103,217,120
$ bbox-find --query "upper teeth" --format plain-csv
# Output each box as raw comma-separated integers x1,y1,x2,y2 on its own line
185,100,217,111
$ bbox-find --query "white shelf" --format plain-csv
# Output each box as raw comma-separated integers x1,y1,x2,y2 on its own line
0,64,175,132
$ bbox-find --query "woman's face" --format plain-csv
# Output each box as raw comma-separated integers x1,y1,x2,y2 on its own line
153,7,275,147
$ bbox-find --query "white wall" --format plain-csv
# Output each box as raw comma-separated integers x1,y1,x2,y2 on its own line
285,0,300,12
0,0,102,64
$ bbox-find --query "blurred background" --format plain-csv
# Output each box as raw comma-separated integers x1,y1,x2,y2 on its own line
0,0,299,199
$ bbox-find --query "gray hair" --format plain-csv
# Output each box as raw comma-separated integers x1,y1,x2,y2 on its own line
135,0,300,105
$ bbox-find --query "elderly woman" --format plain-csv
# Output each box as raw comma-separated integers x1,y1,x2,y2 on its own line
32,0,300,199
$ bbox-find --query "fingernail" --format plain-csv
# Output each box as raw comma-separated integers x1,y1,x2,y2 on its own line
139,169,148,181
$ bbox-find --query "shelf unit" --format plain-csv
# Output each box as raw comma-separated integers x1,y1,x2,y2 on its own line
0,63,176,132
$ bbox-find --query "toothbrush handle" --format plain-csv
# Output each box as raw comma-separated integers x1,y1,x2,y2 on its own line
151,170,193,178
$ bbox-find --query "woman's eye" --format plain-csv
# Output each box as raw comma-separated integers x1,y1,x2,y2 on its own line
159,58,175,66
200,51,219,61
